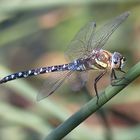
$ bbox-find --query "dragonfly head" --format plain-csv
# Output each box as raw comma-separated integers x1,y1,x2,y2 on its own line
111,52,126,70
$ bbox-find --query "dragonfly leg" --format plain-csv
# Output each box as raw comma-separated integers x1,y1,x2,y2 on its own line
111,69,128,86
94,70,107,103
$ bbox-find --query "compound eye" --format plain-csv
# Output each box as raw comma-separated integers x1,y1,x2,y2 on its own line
113,61,118,64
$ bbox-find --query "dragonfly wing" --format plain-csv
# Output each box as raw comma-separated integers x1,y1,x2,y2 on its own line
37,71,73,101
65,11,130,61
67,71,89,91
65,21,96,60
89,11,130,50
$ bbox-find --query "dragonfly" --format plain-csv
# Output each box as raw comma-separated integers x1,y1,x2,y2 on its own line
0,11,130,102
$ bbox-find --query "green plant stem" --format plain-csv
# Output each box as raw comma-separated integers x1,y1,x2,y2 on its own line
44,61,140,140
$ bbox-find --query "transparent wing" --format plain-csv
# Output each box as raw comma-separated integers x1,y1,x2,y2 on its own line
65,11,130,60
88,11,130,51
37,71,73,101
65,21,96,60
68,71,89,91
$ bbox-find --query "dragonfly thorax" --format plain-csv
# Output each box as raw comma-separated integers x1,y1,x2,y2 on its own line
111,52,126,70
85,49,112,70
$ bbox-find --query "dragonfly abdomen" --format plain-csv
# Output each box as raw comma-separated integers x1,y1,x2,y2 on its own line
0,64,70,84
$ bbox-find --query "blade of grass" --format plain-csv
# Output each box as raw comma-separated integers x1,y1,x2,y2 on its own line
44,61,140,140
0,0,135,14
0,18,40,46
0,101,51,135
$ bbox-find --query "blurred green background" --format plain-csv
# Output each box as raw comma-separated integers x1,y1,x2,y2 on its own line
0,0,140,140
